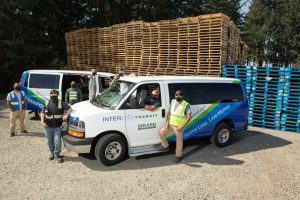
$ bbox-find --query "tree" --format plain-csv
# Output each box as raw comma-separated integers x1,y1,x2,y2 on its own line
243,0,300,66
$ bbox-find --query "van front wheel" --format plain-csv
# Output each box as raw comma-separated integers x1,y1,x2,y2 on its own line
210,123,232,147
95,133,127,166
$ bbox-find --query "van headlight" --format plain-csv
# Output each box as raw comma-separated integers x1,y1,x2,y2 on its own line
68,120,85,138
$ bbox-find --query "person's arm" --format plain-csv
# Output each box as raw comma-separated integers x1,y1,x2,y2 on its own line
164,111,171,128
40,106,46,127
6,93,13,111
7,100,13,111
145,105,157,111
78,88,82,101
65,89,69,103
144,100,160,111
62,102,73,121
22,92,28,109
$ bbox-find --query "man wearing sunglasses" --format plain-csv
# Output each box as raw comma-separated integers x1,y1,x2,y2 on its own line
159,90,192,163
142,89,161,111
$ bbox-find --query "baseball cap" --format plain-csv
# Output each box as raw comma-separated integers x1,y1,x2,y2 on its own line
50,89,59,94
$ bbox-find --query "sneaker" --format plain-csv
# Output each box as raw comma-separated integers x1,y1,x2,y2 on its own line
54,156,64,163
21,130,28,133
49,154,54,160
174,156,182,163
10,133,15,137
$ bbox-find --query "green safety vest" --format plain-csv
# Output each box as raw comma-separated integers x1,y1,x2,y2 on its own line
169,100,189,126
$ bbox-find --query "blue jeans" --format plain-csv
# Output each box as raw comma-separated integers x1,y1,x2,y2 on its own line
44,126,62,156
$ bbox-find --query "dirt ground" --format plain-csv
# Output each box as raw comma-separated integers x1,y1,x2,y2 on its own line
0,100,299,200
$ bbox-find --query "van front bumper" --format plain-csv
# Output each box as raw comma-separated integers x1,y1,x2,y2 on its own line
62,133,93,154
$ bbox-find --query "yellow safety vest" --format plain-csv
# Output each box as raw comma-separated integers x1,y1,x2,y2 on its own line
169,100,189,126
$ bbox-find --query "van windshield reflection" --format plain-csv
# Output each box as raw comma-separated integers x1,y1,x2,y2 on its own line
94,80,135,109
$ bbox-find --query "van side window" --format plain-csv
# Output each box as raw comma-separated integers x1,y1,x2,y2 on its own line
29,74,60,89
212,83,244,102
168,83,212,105
121,83,161,109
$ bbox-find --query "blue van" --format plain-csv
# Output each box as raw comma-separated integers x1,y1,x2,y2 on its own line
62,76,249,166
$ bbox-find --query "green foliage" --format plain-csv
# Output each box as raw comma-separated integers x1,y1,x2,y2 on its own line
244,0,300,66
0,0,242,93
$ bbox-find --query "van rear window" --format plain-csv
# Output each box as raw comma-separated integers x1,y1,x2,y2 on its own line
29,74,60,89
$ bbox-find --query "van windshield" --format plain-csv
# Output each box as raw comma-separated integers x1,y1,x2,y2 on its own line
94,80,136,109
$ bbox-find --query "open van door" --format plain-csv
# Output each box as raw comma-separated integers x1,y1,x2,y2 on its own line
26,72,62,111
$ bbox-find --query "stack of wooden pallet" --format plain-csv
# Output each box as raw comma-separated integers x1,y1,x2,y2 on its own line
65,13,247,76
176,17,198,76
126,21,143,74
112,23,127,73
65,31,78,69
99,27,112,72
158,19,178,75
140,22,159,76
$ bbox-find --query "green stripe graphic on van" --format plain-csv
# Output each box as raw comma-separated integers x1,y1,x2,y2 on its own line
27,89,45,103
232,80,240,84
167,102,220,141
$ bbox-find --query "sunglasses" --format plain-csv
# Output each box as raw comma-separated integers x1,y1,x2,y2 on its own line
175,94,183,96
151,94,159,97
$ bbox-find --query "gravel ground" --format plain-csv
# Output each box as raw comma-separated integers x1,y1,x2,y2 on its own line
0,100,299,200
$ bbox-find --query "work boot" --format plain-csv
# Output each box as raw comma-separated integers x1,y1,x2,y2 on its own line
163,147,169,152
49,154,54,161
174,156,182,163
10,132,15,137
21,130,28,133
54,156,64,163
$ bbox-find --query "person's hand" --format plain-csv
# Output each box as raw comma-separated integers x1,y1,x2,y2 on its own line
10,108,15,112
176,126,184,132
41,122,46,128
164,123,170,129
63,115,68,121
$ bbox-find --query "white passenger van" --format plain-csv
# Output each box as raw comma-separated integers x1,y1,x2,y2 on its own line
19,70,114,113
63,76,249,166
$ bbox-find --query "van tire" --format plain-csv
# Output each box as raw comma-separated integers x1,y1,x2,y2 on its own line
210,123,232,147
95,133,127,166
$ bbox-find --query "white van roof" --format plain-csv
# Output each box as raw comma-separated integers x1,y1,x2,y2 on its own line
120,76,239,83
26,69,114,77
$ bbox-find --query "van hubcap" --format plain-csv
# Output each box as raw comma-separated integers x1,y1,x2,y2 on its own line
218,129,230,143
105,142,122,160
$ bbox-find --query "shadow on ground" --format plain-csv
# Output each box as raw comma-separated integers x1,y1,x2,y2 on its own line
63,130,292,171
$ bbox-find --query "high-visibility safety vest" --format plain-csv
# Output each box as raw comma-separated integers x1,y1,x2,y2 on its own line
9,91,25,111
44,100,64,127
69,91,78,101
169,99,190,126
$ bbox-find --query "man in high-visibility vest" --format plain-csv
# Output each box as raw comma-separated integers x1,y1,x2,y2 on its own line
40,89,72,163
159,90,192,163
65,81,82,105
6,83,28,137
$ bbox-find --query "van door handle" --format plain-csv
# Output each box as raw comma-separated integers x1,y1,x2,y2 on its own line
162,109,165,118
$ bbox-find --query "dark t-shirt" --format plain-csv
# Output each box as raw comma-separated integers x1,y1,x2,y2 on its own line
42,100,70,127
143,96,161,108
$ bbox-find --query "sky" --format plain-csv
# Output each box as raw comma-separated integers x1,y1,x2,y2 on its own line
241,0,252,15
